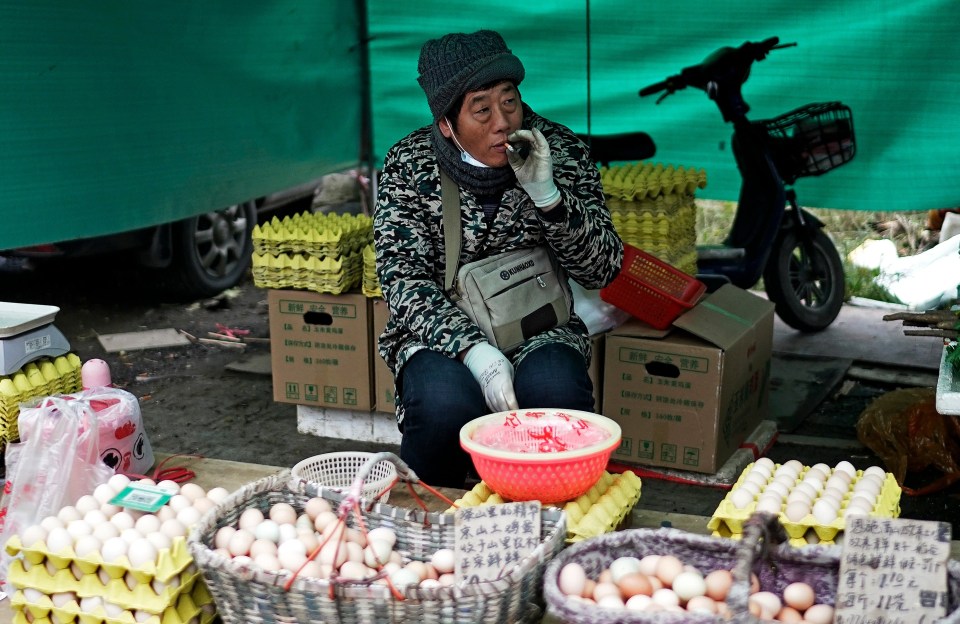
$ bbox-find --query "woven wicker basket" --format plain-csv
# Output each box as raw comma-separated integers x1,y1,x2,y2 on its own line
291,451,398,502
187,453,566,623
544,513,960,624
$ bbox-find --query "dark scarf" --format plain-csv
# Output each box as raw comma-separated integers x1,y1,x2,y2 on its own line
430,104,532,196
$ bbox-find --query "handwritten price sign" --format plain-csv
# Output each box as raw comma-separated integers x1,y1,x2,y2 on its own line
836,517,951,624
453,501,541,583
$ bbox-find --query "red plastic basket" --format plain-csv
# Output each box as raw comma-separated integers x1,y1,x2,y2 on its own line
600,244,706,329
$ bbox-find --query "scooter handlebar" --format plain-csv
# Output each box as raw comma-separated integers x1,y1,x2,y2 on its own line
638,37,793,101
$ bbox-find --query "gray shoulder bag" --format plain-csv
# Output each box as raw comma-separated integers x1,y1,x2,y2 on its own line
441,170,572,353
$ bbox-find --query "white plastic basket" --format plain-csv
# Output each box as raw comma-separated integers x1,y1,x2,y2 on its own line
290,451,397,502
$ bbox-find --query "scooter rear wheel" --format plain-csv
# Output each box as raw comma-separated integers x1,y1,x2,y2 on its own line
763,228,845,332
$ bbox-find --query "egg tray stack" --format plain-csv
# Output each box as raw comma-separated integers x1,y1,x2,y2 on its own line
0,353,82,446
187,468,566,624
5,535,215,624
361,244,382,298
601,162,707,276
707,462,901,546
251,211,372,295
447,470,642,544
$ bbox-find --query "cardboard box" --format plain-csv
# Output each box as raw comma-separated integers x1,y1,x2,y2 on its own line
602,285,774,474
268,290,373,410
371,298,396,414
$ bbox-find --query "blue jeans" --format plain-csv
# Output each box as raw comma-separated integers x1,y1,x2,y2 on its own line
396,343,595,488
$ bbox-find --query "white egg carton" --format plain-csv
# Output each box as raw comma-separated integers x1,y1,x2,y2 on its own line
936,341,960,415
708,461,901,543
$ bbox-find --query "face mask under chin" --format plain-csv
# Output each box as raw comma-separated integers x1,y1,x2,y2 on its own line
445,117,490,169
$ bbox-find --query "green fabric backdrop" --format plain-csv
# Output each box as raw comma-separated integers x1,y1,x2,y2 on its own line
367,0,960,212
1,1,362,250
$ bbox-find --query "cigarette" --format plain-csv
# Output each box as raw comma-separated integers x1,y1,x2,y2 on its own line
506,143,516,152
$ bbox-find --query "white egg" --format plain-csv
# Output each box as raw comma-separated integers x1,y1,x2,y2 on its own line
146,531,172,552
19,524,48,549
168,494,193,513
626,594,653,611
121,527,144,544
99,503,121,518
134,514,161,535
110,511,135,531
179,482,206,502
672,570,707,601
156,505,176,522
79,595,103,613
93,483,118,505
390,567,421,590
21,587,45,604
834,460,857,477
652,588,680,608
206,487,230,504
864,466,887,480
45,527,74,554
92,521,120,542
730,489,755,510
277,539,308,570
176,506,203,528
127,538,158,567
749,462,772,480
430,548,456,575
812,501,838,524
57,505,82,524
744,471,769,489
108,473,131,492
156,480,180,493
340,560,375,580
762,481,790,500
253,519,281,543
40,516,64,532
364,539,393,568
101,536,129,563
74,535,102,558
51,591,76,608
785,501,810,522
83,509,108,527
74,495,100,516
160,518,187,539
755,495,782,514
278,523,298,544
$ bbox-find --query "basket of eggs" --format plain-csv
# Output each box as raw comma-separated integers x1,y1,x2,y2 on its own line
544,512,960,624
187,452,566,624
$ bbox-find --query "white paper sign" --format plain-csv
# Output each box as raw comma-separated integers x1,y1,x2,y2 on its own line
454,501,541,583
836,517,951,624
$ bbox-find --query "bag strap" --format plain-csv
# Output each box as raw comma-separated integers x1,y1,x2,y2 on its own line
440,170,461,294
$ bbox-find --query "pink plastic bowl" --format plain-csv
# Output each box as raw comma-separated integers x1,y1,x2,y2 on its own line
460,409,622,505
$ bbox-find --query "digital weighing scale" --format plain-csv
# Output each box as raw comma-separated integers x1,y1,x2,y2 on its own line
0,302,71,375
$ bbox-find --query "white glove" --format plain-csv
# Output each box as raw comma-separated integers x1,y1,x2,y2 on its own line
507,128,561,209
462,343,519,413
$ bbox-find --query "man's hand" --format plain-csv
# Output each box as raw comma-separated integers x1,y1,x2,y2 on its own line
507,128,561,209
462,343,519,412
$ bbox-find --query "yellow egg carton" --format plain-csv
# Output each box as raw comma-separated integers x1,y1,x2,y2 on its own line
448,471,642,543
707,463,901,545
251,249,363,294
600,162,707,201
10,576,215,624
7,534,194,588
361,244,382,298
252,211,373,258
0,354,82,445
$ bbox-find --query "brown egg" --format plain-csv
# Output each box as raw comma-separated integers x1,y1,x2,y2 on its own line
598,569,613,584
617,573,653,598
654,555,685,586
704,569,733,601
581,578,597,599
777,606,804,622
783,581,816,612
685,595,718,614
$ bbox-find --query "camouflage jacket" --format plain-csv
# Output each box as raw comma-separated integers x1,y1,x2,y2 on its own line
374,108,623,422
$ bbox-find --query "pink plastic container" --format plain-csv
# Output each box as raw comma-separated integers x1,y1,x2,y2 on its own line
460,409,621,505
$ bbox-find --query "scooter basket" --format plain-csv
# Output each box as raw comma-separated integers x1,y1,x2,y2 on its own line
762,101,856,182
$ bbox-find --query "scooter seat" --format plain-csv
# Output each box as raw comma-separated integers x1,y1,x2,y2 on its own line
697,245,747,261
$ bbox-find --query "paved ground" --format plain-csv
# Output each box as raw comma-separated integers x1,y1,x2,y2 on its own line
2,255,958,533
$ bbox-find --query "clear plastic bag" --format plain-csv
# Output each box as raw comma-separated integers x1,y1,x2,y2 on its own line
0,395,113,584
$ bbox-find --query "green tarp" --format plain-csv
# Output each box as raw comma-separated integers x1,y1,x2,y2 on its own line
1,1,362,250
368,0,960,213
3,1,958,250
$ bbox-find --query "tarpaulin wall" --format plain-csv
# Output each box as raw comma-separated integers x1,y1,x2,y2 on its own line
367,0,960,212
1,1,362,250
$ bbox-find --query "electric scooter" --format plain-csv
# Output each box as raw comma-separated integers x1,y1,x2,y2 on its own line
587,37,856,332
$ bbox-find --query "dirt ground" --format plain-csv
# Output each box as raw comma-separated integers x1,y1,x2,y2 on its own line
1,258,396,470
3,251,960,534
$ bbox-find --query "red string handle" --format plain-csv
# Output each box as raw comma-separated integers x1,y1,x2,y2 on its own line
122,452,202,484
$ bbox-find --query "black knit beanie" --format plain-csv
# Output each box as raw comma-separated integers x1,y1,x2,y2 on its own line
417,30,525,121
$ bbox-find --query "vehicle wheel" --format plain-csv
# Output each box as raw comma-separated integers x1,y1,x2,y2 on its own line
762,228,845,332
160,202,257,300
